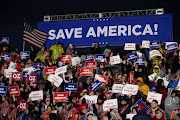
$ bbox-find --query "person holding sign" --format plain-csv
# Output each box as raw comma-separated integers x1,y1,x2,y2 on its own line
137,77,150,98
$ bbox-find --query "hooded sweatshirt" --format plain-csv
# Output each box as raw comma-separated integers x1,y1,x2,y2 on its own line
137,77,150,97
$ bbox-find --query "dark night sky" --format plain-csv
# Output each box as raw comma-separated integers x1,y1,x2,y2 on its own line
0,0,179,50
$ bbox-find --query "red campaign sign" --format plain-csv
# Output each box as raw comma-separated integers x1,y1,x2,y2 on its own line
9,86,20,96
44,66,57,76
86,61,96,69
44,49,50,59
53,92,68,102
77,68,81,74
42,110,57,120
18,101,28,111
27,74,37,83
12,72,23,81
129,71,134,84
61,55,71,63
80,67,93,76
94,74,108,84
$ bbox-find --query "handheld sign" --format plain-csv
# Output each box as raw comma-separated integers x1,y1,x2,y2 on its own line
86,61,96,69
112,84,124,93
44,66,57,76
61,55,71,63
23,71,28,80
126,53,138,61
135,57,145,66
84,95,98,104
86,54,94,61
126,114,136,120
133,99,149,111
95,54,106,62
150,41,160,49
167,43,178,52
12,72,23,81
142,40,150,48
9,86,20,96
88,80,102,91
29,90,43,101
20,51,30,59
165,42,177,49
48,74,63,87
103,99,118,111
64,83,78,92
147,92,162,105
42,110,57,120
18,101,28,111
55,65,67,75
27,74,37,83
129,71,134,84
44,49,50,59
122,84,138,95
149,50,162,59
177,80,180,91
124,43,136,50
4,68,18,78
94,74,108,84
1,37,9,43
80,67,93,76
53,92,68,102
1,53,11,61
110,55,121,65
33,63,43,71
0,86,8,96
71,57,81,66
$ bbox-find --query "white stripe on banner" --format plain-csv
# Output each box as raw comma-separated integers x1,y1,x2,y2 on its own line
31,31,46,42
23,38,41,48
23,33,43,46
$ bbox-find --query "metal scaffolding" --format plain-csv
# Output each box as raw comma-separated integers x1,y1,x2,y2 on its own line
44,8,164,22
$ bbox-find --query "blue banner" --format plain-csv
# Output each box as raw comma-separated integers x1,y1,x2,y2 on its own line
86,54,94,61
135,57,146,66
1,53,11,60
167,43,178,52
126,52,138,61
20,51,30,58
95,54,106,62
0,86,8,96
64,83,78,92
38,14,172,48
134,99,149,111
33,63,43,71
150,41,160,49
88,80,102,91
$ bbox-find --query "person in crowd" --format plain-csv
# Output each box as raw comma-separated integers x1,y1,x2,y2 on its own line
152,109,165,120
90,42,101,54
66,43,74,55
103,45,111,57
49,42,64,60
154,68,170,83
137,77,150,98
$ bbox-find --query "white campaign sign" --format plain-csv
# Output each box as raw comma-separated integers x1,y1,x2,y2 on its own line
103,99,118,111
148,74,156,81
112,84,124,93
84,95,98,104
149,50,162,59
122,84,138,95
55,65,67,75
48,74,63,87
71,57,81,66
142,40,150,48
124,43,136,50
110,55,121,65
165,42,177,49
4,68,18,78
29,90,43,101
126,114,136,120
147,92,162,105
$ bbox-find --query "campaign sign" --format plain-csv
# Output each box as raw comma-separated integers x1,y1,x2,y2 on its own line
86,54,94,61
86,61,96,69
12,72,23,81
29,90,43,101
122,84,138,95
23,71,28,80
129,71,134,84
110,55,121,65
18,101,28,111
135,57,145,66
95,54,106,62
1,37,9,43
167,43,178,52
42,110,57,120
27,74,37,83
1,53,11,60
142,40,150,48
126,114,136,120
61,55,71,63
48,74,63,87
33,63,43,71
165,42,177,49
44,66,57,76
9,86,20,96
0,86,8,96
4,68,18,78
147,92,162,105
20,51,30,58
44,49,50,59
133,99,149,111
124,43,136,50
53,92,68,102
150,41,160,49
80,67,93,76
71,57,81,66
112,84,124,93
103,99,118,111
94,74,108,84
55,65,67,75
64,83,78,92
126,53,138,61
88,80,102,91
149,50,162,59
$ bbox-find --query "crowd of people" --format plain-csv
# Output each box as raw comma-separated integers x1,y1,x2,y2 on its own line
0,41,180,120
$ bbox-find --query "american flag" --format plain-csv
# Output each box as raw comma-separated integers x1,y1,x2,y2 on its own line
23,22,48,48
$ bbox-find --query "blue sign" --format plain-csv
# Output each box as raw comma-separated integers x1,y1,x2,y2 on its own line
135,57,146,66
126,52,138,61
0,86,8,96
167,43,178,52
64,83,78,92
38,14,172,48
20,51,30,58
95,54,106,62
23,71,28,80
134,99,149,111
1,53,11,60
86,54,94,61
33,63,43,71
88,80,102,91
150,41,160,49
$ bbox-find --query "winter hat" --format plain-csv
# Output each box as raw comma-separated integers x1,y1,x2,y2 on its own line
150,87,156,91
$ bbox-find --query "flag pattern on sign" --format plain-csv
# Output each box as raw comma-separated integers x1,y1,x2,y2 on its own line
23,22,48,48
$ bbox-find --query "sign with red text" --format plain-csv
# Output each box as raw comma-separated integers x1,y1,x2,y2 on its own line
53,92,68,102
29,90,43,101
42,110,57,120
44,49,50,59
55,65,67,75
124,43,136,50
122,84,138,95
142,40,150,48
71,57,81,66
94,74,108,84
27,74,37,83
129,71,134,84
147,92,162,105
86,61,96,69
61,55,71,63
9,86,20,96
110,55,121,65
48,74,63,87
103,99,118,111
149,50,162,59
80,67,93,76
44,66,57,76
18,101,28,111
12,72,23,81
112,84,124,93
4,68,18,78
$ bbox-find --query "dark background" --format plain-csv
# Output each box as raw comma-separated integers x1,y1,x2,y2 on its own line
0,0,179,51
